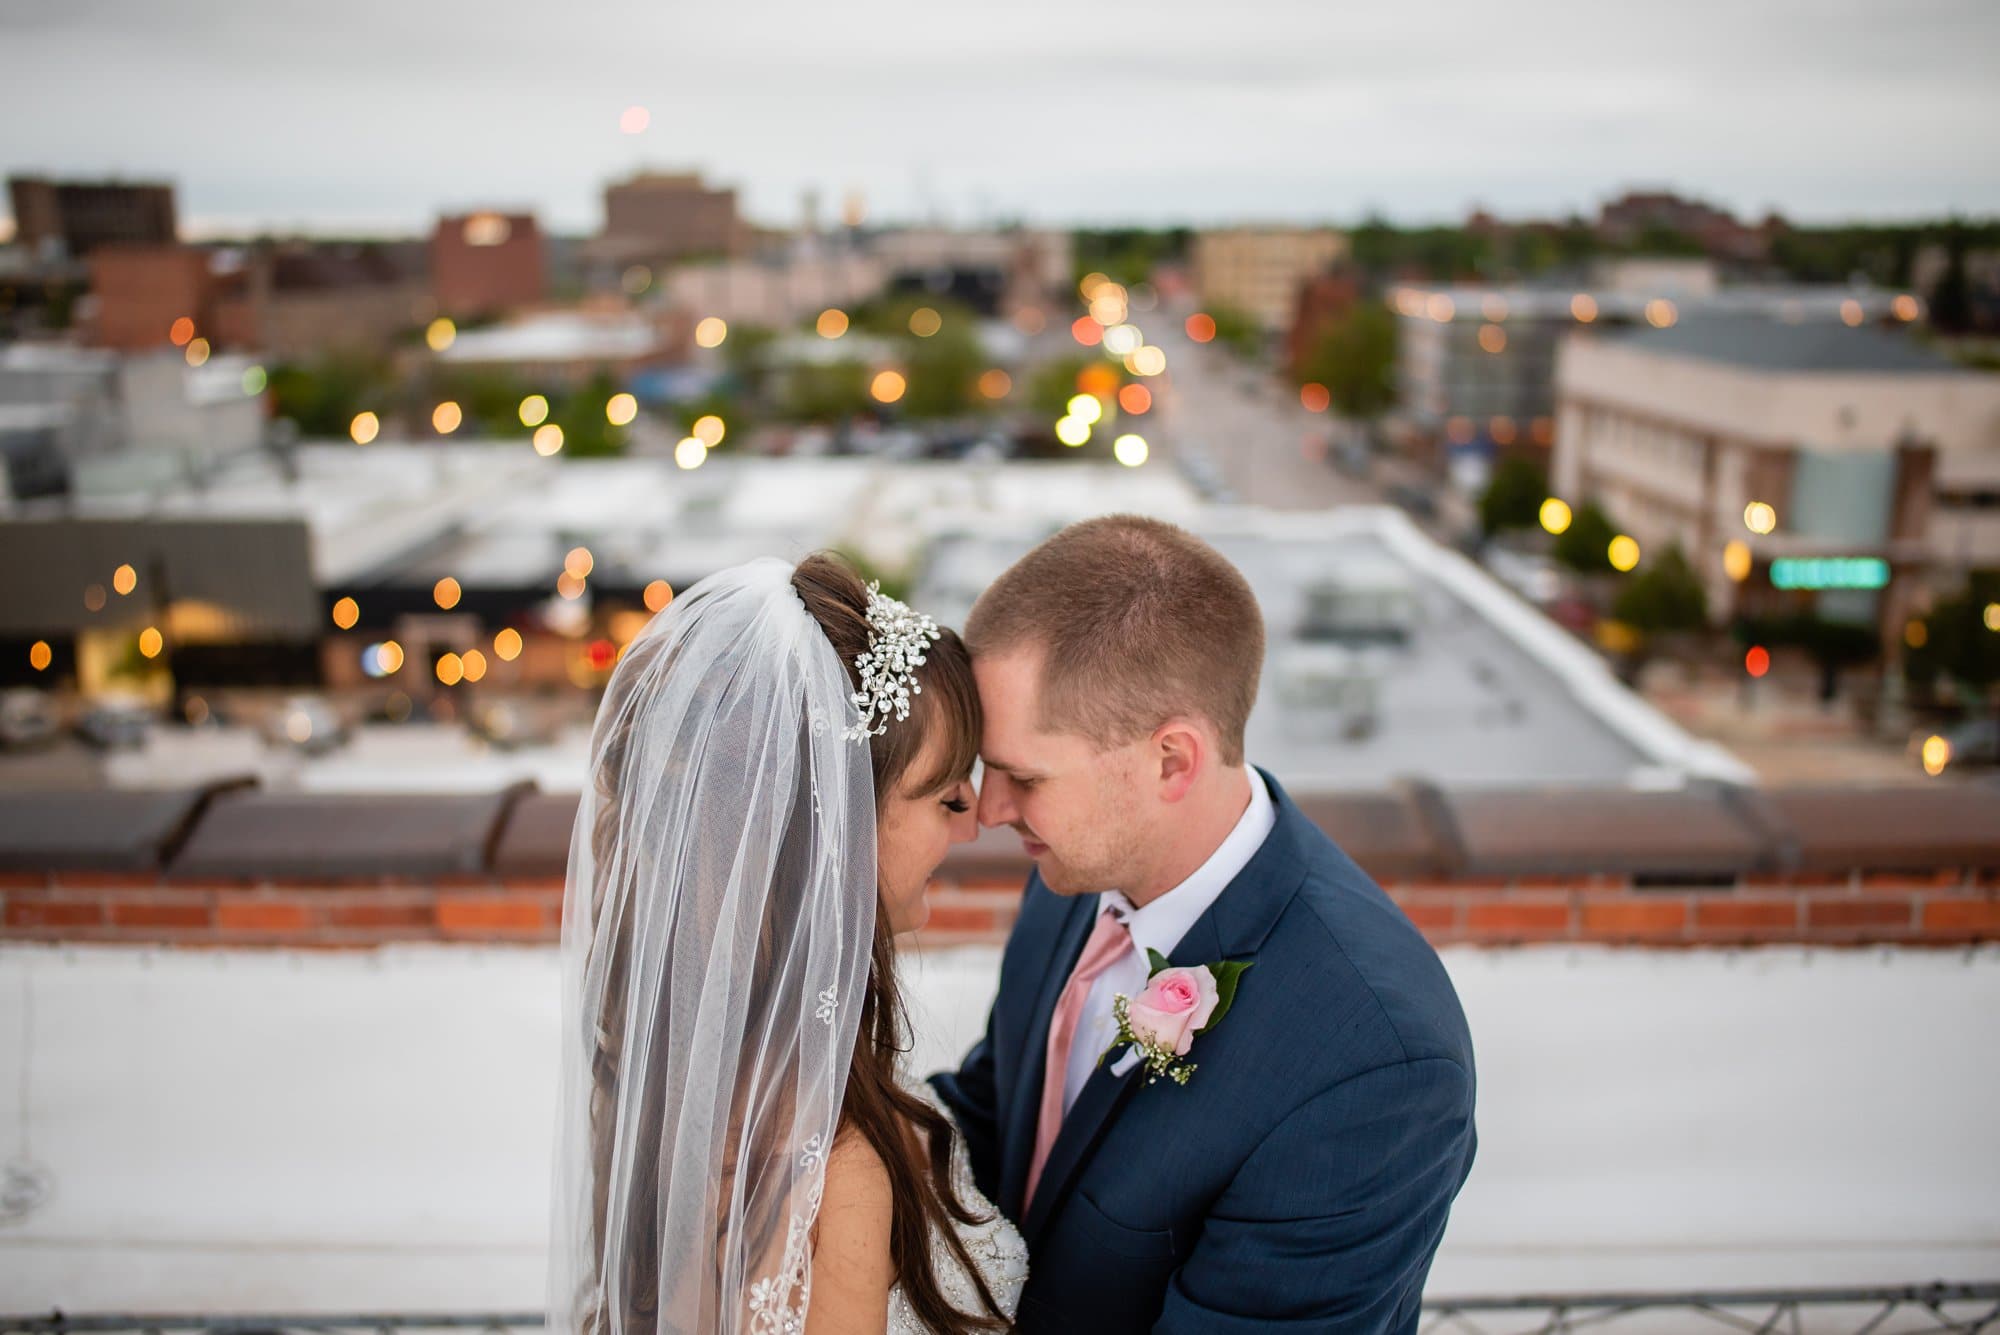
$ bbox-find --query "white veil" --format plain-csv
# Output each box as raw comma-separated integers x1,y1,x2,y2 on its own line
548,557,876,1334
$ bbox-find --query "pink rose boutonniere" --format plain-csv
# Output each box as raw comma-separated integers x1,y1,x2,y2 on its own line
1103,949,1252,1087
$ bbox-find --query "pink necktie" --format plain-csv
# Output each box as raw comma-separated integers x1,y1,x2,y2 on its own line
1024,906,1132,1210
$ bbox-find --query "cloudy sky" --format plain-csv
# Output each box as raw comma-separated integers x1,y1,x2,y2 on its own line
3,0,1996,237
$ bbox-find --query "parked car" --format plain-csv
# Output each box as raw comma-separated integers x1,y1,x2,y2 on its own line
0,689,59,750
75,697,153,750
262,695,350,755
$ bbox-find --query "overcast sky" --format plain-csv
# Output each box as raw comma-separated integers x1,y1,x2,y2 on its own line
3,0,1997,237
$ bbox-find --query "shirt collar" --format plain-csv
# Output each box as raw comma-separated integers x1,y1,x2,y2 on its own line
1102,766,1275,961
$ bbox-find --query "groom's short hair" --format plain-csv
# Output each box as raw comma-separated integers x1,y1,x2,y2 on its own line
965,515,1263,766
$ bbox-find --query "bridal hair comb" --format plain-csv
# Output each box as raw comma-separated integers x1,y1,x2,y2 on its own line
843,582,943,743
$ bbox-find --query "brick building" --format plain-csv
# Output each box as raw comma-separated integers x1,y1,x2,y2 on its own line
431,211,547,318
8,175,177,261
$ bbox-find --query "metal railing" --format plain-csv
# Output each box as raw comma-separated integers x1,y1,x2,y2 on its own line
3,1285,1997,1334
1421,1283,2000,1335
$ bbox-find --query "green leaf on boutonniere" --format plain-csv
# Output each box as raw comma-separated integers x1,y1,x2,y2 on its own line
1145,947,1171,977
1197,960,1253,1035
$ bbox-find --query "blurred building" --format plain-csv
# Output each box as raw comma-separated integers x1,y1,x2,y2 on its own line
7,175,177,261
84,240,431,359
661,250,886,330
1286,266,1363,381
1390,284,1917,472
431,211,546,318
594,171,746,271
1595,189,1781,266
1193,227,1349,330
872,227,1073,318
1552,316,2000,642
433,306,684,387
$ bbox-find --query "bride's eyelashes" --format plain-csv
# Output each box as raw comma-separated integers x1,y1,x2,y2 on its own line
942,796,971,814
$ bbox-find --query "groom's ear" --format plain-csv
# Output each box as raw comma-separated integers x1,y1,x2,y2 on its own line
1152,720,1204,802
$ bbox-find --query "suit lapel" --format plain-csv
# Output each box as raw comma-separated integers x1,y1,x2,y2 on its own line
998,884,1098,1219
1019,770,1313,1249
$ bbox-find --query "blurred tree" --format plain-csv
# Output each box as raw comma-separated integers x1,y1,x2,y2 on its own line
1904,569,2000,701
554,370,622,457
1203,303,1265,361
1612,544,1708,635
777,361,871,424
1551,501,1620,574
1298,302,1398,419
1738,613,1883,703
1478,457,1548,535
268,352,394,439
1025,354,1097,419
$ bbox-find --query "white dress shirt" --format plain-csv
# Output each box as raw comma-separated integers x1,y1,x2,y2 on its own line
1059,767,1276,1115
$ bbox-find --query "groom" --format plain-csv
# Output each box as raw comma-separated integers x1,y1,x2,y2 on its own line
932,515,1476,1332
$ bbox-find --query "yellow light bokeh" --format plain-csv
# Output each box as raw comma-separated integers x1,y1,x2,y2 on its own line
28,641,51,672
434,576,462,610
532,424,564,456
1078,272,1110,299
1113,434,1149,468
1840,299,1865,327
606,392,638,426
1905,619,1928,649
909,307,942,337
1892,294,1920,322
461,649,488,683
1922,734,1950,777
1608,535,1641,572
1102,323,1143,357
692,414,726,445
1427,294,1456,323
350,411,380,445
816,309,849,339
1067,394,1104,425
519,394,549,427
675,437,708,470
1478,324,1507,354
1645,299,1678,329
1723,540,1753,583
644,579,674,613
432,400,463,434
376,640,405,674
695,317,728,348
426,317,457,352
112,563,137,596
494,627,523,661
184,337,211,368
1743,501,1778,535
1054,416,1091,448
1571,293,1599,323
565,546,595,579
1985,602,2000,632
870,370,907,404
557,571,586,600
332,596,360,630
1128,346,1167,377
1539,498,1572,535
138,627,164,659
436,652,464,687
1481,294,1509,322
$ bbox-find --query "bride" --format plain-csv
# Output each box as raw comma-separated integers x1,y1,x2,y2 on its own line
548,553,1026,1333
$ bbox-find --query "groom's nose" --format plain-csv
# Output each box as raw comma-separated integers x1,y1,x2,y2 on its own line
976,773,1014,829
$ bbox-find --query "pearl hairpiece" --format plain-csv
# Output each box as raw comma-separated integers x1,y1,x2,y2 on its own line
843,581,942,743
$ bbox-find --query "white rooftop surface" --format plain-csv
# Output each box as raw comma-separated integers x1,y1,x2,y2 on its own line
0,943,1993,1313
920,508,1746,790
436,312,662,364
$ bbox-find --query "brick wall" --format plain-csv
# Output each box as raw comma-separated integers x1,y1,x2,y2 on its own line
2,781,1995,951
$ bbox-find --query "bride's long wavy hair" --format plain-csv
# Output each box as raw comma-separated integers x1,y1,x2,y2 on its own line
578,553,1006,1333
789,552,1009,1333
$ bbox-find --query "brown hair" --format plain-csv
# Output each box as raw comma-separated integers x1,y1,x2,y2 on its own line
790,552,1007,1333
965,514,1264,765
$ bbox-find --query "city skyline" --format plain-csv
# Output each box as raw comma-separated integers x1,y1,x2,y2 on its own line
2,0,1998,237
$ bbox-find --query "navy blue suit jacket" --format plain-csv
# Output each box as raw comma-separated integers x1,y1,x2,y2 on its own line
931,771,1476,1332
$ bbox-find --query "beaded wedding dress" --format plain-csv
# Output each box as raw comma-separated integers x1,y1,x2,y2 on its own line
886,1089,1029,1332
